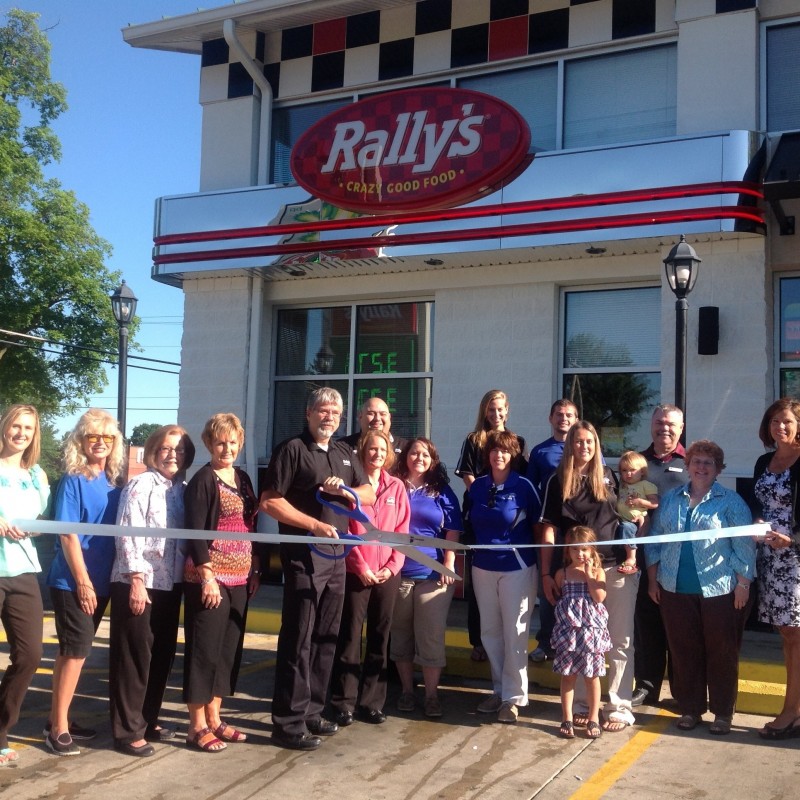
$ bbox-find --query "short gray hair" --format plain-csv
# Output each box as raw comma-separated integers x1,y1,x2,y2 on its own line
307,387,343,412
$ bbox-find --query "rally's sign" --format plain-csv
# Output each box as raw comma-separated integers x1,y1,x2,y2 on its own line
290,88,531,214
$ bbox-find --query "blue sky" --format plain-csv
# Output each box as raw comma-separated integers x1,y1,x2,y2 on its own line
12,1,210,435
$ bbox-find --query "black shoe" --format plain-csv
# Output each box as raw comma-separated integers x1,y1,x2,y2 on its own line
114,740,155,758
333,710,354,727
43,721,97,741
306,718,339,736
145,724,176,742
631,682,657,707
271,730,322,751
355,707,386,725
45,731,80,757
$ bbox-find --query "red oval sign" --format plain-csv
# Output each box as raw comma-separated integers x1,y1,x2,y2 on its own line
290,88,531,214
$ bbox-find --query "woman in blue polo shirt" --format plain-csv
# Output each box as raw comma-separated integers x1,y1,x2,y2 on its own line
391,437,462,719
469,430,539,724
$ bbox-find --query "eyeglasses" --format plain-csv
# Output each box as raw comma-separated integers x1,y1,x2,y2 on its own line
85,434,115,445
158,447,186,456
488,485,498,509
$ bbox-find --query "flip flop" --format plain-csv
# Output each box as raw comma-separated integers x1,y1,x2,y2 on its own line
559,720,575,739
586,721,602,739
572,712,589,728
759,717,800,740
617,563,638,575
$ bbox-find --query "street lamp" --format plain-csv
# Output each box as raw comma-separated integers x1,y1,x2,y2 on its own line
663,235,701,442
110,280,138,439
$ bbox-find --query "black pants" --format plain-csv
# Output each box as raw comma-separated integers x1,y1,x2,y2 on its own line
109,582,182,743
0,573,43,749
633,556,671,699
272,545,345,737
182,582,247,704
331,571,400,713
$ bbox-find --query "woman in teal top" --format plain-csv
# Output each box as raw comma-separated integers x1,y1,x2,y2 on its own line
646,439,754,736
0,404,50,767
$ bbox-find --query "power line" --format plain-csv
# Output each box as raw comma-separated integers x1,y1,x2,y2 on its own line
0,328,181,367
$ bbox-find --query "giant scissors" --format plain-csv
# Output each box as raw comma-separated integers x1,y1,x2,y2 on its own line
309,485,461,581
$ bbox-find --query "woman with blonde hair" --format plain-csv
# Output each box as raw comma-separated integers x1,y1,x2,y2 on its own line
0,404,50,766
109,425,196,757
45,409,124,756
182,413,260,753
539,421,636,732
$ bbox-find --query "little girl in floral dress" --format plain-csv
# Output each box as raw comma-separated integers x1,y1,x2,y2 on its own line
551,526,612,740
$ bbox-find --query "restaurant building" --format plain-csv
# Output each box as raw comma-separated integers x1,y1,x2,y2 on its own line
123,0,800,486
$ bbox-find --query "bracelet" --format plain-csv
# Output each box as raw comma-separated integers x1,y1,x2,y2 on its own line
251,569,261,576
200,577,217,586
736,582,750,589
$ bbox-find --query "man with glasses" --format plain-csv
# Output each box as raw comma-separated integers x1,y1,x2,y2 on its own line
260,388,374,750
632,404,686,707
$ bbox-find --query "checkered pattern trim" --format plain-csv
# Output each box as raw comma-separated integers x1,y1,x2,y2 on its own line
200,0,756,103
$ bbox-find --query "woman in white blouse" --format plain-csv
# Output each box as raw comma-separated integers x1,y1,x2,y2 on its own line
108,426,195,757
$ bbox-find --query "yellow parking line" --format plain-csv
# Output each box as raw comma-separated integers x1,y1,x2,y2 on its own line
568,712,673,799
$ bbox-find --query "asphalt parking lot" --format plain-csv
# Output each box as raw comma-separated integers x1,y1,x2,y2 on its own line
1,611,799,800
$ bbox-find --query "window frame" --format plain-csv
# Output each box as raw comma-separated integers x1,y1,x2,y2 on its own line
761,16,800,134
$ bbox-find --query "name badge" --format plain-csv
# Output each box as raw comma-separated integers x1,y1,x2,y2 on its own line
386,497,396,505
342,459,351,466
667,466,683,473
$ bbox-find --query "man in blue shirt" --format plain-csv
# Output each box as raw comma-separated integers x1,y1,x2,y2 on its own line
526,399,578,662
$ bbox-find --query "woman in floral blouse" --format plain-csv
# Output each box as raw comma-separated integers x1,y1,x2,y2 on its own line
108,425,195,757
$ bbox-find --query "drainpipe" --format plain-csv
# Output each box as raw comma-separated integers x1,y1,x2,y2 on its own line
223,18,273,185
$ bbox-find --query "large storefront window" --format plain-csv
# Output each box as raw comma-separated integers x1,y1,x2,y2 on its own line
272,302,434,447
561,287,660,457
766,22,800,132
564,45,676,149
778,276,800,396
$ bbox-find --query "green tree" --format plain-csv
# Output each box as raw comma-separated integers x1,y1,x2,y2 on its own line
130,422,161,447
0,9,132,418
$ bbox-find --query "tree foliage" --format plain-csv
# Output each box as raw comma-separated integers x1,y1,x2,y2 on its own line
0,9,132,419
130,422,161,447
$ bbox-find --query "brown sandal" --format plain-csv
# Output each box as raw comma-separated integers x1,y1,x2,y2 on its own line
213,722,247,742
586,721,602,739
617,563,638,575
187,727,226,753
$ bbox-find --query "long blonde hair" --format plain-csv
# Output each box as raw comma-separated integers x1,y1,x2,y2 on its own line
0,404,42,469
558,421,609,502
467,389,509,453
63,408,125,485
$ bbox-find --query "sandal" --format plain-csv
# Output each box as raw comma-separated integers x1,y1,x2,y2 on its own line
601,719,628,732
559,720,575,739
586,721,602,739
187,727,226,753
617,562,638,575
0,748,19,767
759,717,800,740
572,712,589,728
709,715,731,736
676,714,700,731
213,722,247,743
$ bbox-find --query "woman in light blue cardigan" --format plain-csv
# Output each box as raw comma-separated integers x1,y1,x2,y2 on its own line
646,440,755,736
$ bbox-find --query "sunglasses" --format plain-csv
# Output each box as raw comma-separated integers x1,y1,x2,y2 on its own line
85,434,115,445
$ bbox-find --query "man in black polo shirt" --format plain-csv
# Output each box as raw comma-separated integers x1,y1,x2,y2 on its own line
632,403,686,707
261,387,375,750
339,396,408,460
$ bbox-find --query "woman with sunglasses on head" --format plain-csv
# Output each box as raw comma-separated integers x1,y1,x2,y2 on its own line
108,425,196,757
468,430,539,724
45,409,124,756
0,404,50,767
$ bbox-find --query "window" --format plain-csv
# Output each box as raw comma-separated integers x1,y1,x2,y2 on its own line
459,65,558,152
564,45,676,149
272,302,434,447
777,276,800,397
766,22,800,132
561,287,660,457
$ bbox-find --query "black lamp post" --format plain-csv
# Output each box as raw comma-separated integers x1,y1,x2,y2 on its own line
110,280,138,439
663,235,701,443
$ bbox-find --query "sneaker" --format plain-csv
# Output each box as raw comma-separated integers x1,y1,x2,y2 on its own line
528,647,551,663
397,692,416,712
43,721,97,741
46,731,80,757
476,694,503,714
423,696,443,718
497,702,518,724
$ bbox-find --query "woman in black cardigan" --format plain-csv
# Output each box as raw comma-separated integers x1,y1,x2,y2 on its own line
182,413,260,753
751,398,800,740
